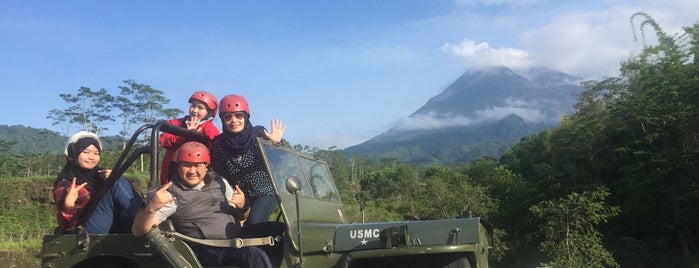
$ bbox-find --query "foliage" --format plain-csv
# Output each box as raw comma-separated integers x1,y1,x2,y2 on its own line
44,80,182,148
117,80,182,127
497,13,699,267
47,86,115,135
530,188,620,268
0,177,56,243
4,12,699,268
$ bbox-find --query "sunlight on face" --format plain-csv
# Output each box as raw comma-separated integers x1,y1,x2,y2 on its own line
222,112,246,133
77,144,100,170
176,162,208,187
189,100,209,121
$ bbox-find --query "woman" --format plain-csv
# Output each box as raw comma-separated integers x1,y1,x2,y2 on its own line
53,131,143,234
210,94,286,225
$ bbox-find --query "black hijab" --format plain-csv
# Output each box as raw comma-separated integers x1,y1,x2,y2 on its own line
55,137,104,189
220,112,260,156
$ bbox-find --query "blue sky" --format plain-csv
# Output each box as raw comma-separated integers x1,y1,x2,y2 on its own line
1,0,697,149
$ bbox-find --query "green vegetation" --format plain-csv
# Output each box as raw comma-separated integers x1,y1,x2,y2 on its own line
318,13,699,267
1,13,697,268
531,188,620,268
0,177,55,243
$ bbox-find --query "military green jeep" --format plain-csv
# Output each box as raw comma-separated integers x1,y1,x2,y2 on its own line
36,121,493,268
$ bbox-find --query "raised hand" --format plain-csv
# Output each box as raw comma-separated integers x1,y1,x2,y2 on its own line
148,182,176,212
64,177,87,209
264,118,286,143
228,184,246,209
186,115,200,130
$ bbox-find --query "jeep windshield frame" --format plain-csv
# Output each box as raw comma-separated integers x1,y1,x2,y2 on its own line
258,138,342,202
257,138,346,225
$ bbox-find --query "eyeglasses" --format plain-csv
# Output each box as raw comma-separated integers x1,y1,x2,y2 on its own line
223,112,245,121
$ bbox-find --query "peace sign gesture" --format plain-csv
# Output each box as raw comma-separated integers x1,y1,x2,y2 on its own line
64,177,87,209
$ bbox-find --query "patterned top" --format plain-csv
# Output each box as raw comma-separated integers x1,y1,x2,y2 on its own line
211,127,275,199
53,179,93,232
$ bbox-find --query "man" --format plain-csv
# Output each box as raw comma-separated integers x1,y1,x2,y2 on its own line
132,141,276,268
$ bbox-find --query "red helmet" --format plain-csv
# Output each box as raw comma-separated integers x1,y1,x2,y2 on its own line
189,91,218,117
174,141,210,165
219,94,250,116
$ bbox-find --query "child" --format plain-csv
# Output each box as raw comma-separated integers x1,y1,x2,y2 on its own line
159,91,220,184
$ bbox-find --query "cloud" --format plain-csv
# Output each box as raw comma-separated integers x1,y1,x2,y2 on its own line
394,97,556,131
441,39,533,69
299,133,374,150
440,1,699,80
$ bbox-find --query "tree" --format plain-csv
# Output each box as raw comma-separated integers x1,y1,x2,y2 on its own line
419,165,495,220
531,188,620,268
0,140,19,179
498,14,699,267
114,94,137,150
117,80,182,171
597,13,698,266
119,80,181,126
47,86,115,135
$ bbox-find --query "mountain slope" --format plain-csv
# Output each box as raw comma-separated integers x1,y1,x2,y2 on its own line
343,66,583,165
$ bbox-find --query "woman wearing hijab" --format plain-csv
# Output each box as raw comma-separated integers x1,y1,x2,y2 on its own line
53,131,143,234
210,94,286,225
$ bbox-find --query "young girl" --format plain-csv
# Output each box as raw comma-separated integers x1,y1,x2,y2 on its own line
159,91,220,184
53,131,143,234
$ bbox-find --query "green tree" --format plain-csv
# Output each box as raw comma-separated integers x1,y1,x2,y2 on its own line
466,158,536,263
531,188,620,268
47,86,115,135
114,93,137,149
116,80,181,171
359,163,420,221
419,165,495,220
119,80,181,126
593,13,698,266
0,140,19,178
498,13,699,267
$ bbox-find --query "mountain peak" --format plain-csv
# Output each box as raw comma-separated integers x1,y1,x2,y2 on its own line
413,66,580,121
344,66,584,165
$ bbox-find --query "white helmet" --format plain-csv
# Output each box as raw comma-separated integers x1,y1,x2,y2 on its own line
64,131,103,156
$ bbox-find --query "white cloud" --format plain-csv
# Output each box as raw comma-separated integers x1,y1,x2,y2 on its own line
441,39,533,69
299,133,374,150
517,9,636,79
394,97,556,131
439,1,699,81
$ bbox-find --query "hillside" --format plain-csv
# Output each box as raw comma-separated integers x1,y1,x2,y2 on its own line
343,66,584,165
0,125,125,155
0,125,64,154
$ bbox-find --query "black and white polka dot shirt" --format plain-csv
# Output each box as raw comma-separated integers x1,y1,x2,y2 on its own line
210,127,275,199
